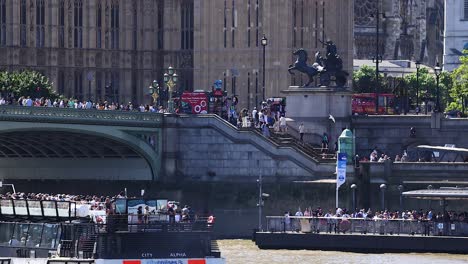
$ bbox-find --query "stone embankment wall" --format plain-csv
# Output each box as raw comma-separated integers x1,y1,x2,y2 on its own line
352,114,468,158
162,114,337,182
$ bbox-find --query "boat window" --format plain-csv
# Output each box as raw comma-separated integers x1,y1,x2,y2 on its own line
40,224,60,249
57,201,71,217
0,199,14,215
0,223,15,246
42,201,57,217
115,199,126,214
28,200,42,216
12,223,30,246
13,200,28,216
26,224,44,247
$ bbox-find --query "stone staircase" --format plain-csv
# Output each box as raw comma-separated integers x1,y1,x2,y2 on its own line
251,128,336,163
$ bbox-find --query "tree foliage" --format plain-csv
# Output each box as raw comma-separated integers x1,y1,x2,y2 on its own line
353,65,389,93
447,50,468,113
0,70,59,100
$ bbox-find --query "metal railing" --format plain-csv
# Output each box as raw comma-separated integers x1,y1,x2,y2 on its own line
0,106,163,126
265,216,468,237
101,214,213,233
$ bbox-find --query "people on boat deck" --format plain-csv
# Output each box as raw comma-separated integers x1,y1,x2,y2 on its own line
281,206,468,223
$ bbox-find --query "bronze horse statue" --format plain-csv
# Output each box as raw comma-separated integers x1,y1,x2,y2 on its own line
288,49,321,87
288,43,349,87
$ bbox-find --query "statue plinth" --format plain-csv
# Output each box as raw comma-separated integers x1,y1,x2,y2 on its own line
282,86,352,145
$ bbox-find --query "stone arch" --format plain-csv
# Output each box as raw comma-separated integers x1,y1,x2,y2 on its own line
0,123,161,180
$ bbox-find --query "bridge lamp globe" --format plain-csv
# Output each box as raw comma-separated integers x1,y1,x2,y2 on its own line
148,85,154,95
172,73,178,83
261,35,268,47
164,73,170,83
152,80,158,89
168,66,175,76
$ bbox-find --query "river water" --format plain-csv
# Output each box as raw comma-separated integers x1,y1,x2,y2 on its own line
218,240,468,264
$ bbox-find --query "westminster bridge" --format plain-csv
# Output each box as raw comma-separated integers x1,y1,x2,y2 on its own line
0,105,337,184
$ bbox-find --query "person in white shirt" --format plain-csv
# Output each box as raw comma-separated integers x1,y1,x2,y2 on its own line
279,116,287,133
299,123,305,142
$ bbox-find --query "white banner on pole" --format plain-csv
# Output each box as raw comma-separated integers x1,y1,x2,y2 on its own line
336,153,347,189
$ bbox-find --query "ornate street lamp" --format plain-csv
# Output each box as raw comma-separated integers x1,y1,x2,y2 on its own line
148,80,159,106
434,63,442,113
415,61,421,114
164,66,178,112
261,35,268,103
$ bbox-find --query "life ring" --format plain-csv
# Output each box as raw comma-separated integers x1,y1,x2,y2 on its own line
200,100,207,107
207,215,215,224
194,105,202,113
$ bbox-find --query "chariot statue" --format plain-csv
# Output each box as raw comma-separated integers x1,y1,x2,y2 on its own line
288,40,348,87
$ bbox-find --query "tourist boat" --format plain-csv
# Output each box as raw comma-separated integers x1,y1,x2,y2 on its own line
0,197,225,264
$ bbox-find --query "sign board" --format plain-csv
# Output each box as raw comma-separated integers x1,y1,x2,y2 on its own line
181,92,208,114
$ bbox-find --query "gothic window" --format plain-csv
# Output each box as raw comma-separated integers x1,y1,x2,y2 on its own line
74,71,83,100
96,72,102,101
232,0,236,48
181,0,193,50
224,0,227,48
20,0,27,46
96,2,102,48
112,72,120,102
465,0,468,20
132,4,137,50
354,0,376,26
0,0,6,46
157,0,164,50
255,72,258,105
255,0,259,47
292,0,296,48
59,0,65,48
247,72,251,109
223,72,227,91
110,1,119,49
104,72,112,101
247,0,251,47
300,0,304,47
231,76,236,95
58,71,65,95
74,0,83,48
36,0,45,47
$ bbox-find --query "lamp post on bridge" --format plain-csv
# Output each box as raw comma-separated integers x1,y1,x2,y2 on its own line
148,80,160,107
434,63,442,113
415,61,421,114
261,35,268,103
371,1,385,114
164,66,178,113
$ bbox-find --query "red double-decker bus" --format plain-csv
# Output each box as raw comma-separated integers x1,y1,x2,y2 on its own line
352,93,396,115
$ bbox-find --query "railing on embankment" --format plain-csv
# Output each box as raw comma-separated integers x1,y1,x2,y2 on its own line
265,216,468,237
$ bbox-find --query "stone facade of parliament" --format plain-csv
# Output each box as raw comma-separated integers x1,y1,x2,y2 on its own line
0,0,353,109
354,0,444,65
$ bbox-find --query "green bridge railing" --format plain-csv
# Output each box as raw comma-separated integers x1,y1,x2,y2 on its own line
0,106,163,127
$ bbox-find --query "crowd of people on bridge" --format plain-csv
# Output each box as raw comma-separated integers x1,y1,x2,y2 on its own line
0,96,170,113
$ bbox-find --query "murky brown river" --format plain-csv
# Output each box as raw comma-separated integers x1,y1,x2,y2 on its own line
218,239,468,264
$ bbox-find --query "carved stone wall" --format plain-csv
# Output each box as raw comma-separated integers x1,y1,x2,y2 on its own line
354,0,444,65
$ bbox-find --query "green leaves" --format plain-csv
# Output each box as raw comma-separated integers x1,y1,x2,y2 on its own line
0,70,59,100
448,50,468,113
